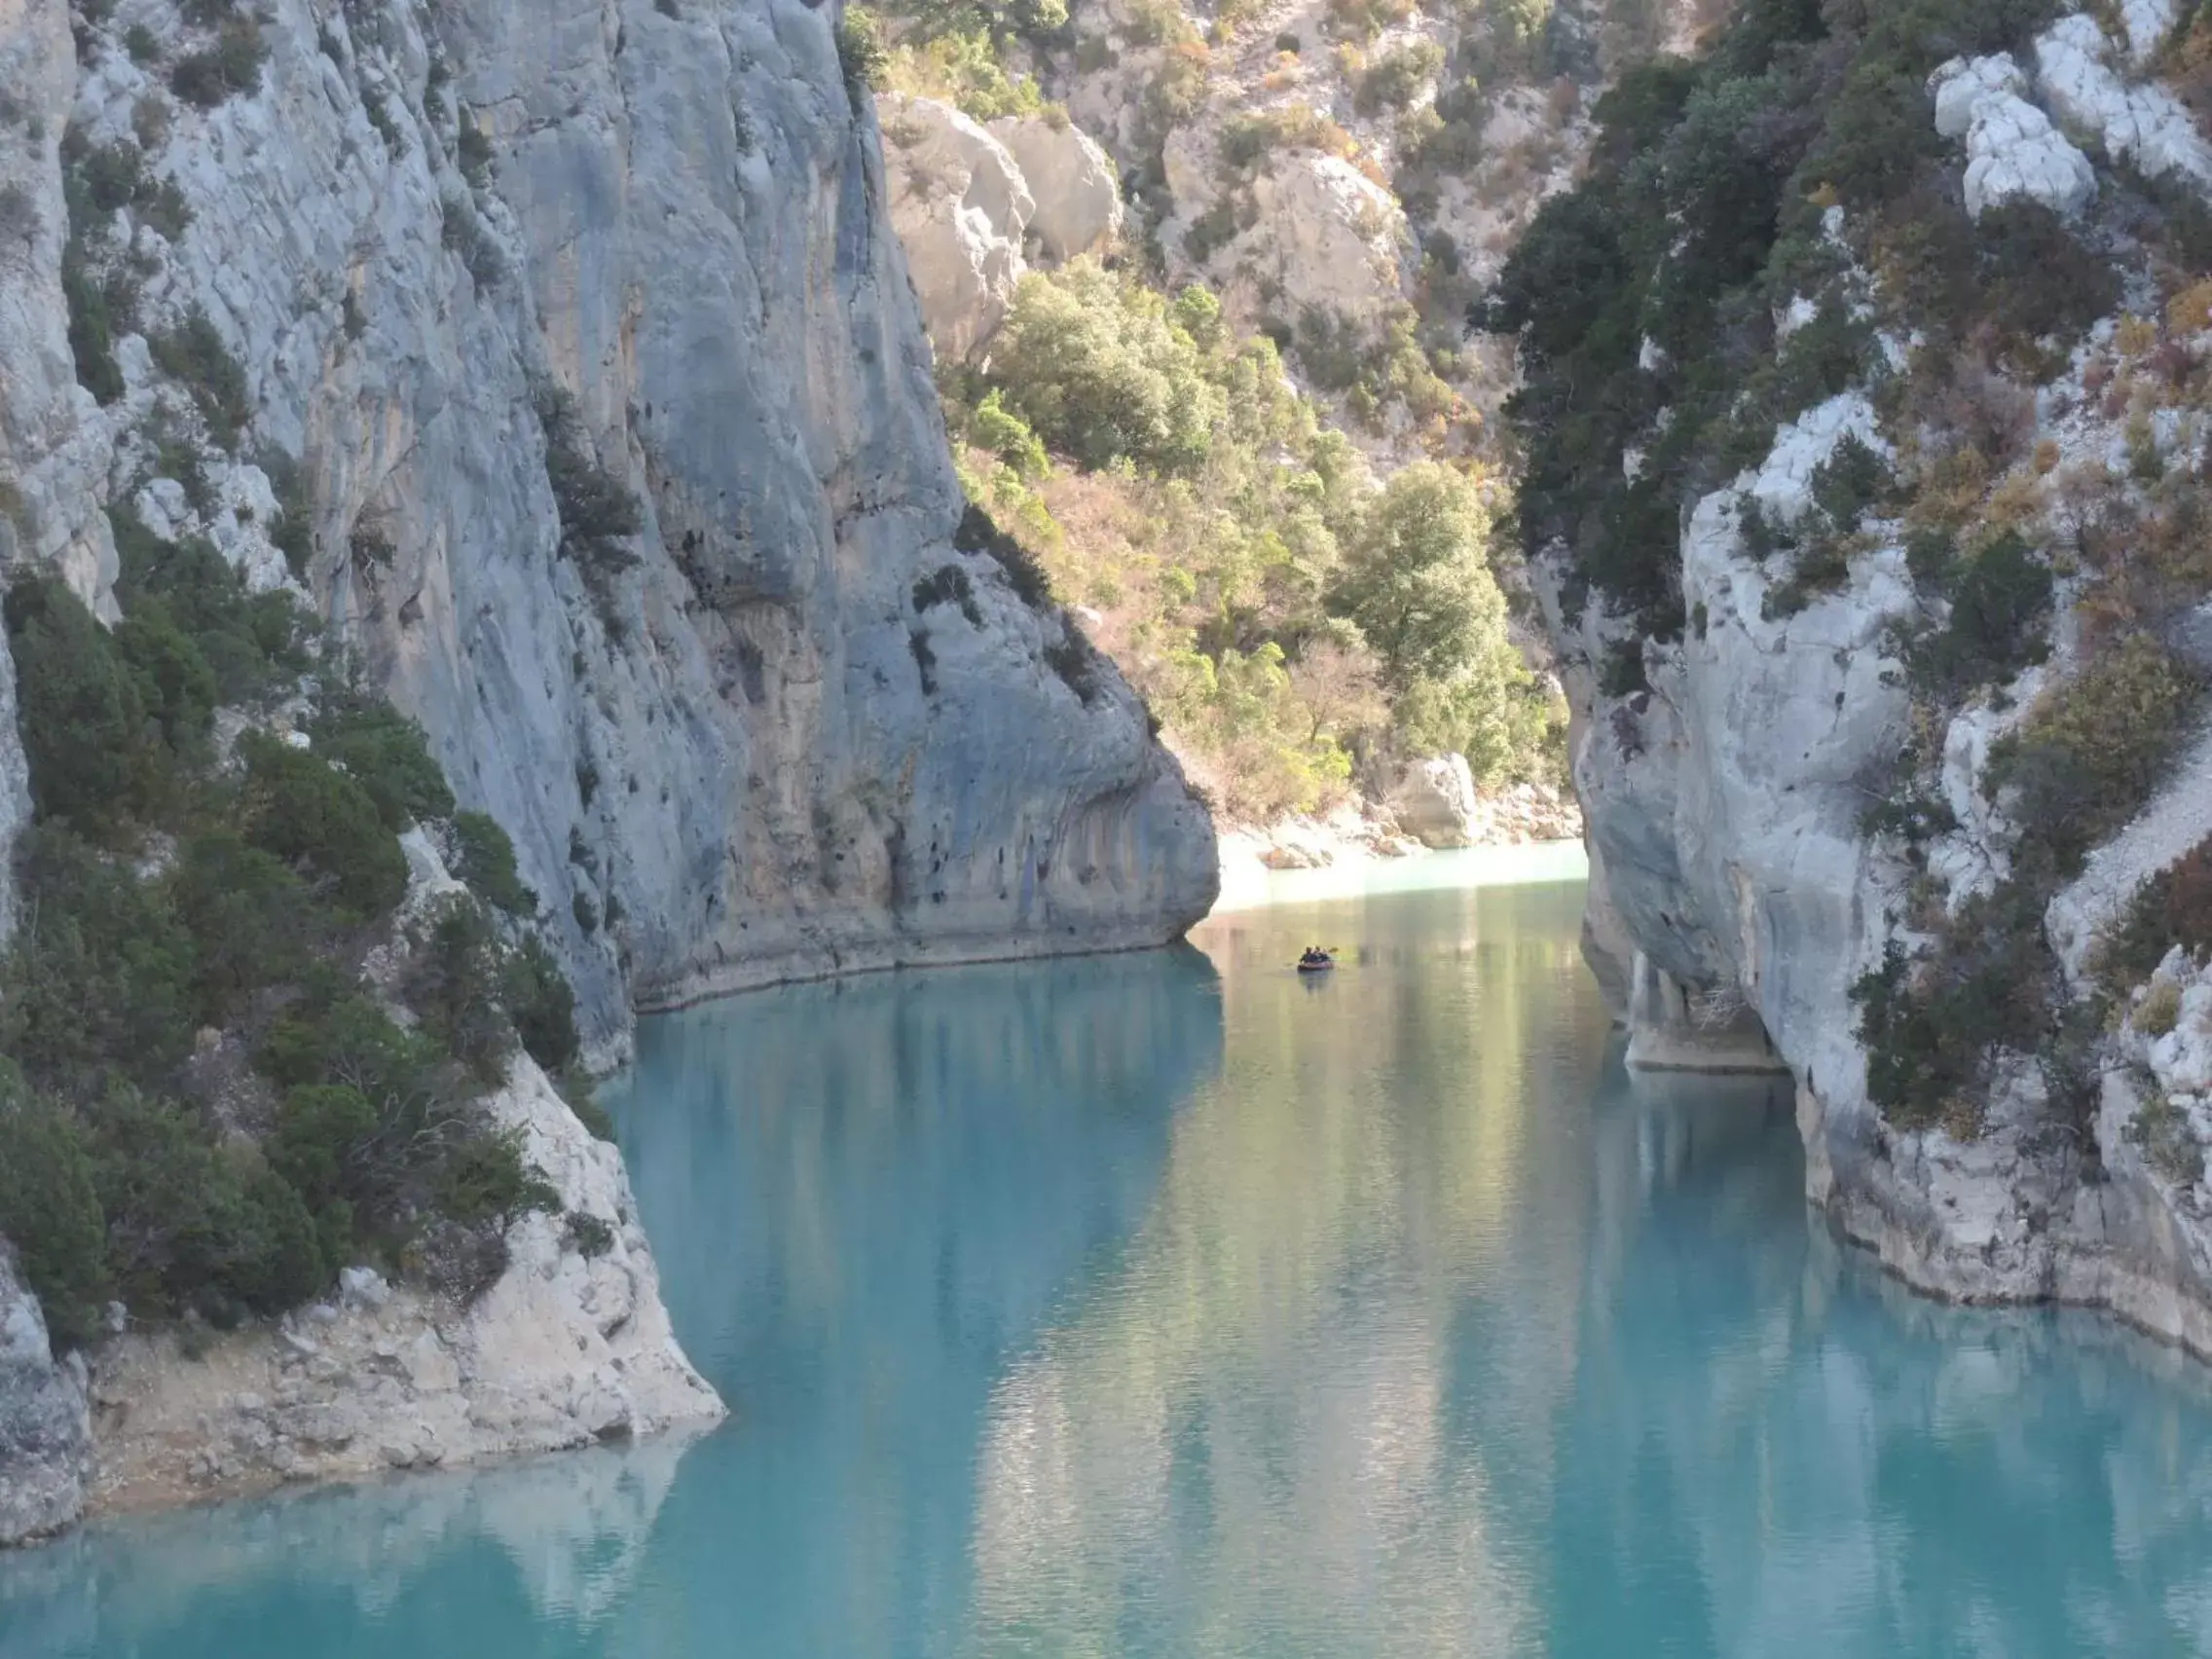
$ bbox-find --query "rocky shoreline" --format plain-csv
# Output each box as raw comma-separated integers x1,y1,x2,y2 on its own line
1220,766,1581,886
0,1055,723,1547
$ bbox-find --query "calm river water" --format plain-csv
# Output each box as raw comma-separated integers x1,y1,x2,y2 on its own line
8,854,2212,1656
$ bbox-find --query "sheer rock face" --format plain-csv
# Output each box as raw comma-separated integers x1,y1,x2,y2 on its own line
0,0,1217,1063
0,1246,92,1548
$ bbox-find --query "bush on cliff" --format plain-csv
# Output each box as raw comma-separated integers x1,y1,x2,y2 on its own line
1487,0,2108,632
0,565,584,1337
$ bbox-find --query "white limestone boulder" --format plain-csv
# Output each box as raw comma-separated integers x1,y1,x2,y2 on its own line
988,115,1123,261
880,96,1034,362
1930,53,2095,217
1930,54,2027,139
2036,15,2212,195
1250,154,1406,321
1390,755,1483,849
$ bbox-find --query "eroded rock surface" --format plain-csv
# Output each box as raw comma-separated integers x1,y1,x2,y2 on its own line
0,1247,92,1548
86,1053,722,1519
882,95,1035,361
0,0,1218,1064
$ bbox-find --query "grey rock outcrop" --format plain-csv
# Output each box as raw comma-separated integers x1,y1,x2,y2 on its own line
1386,756,1580,850
88,1051,723,1516
881,93,1034,361
0,1245,92,1548
987,114,1122,261
1389,754,1483,849
1546,225,2212,1355
1929,53,2096,218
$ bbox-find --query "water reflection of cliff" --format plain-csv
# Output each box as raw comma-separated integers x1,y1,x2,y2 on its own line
1558,1066,2212,1656
0,1429,703,1659
967,880,1611,1656
608,945,1228,1657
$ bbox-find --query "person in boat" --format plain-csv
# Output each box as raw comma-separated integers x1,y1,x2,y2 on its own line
1299,946,1332,969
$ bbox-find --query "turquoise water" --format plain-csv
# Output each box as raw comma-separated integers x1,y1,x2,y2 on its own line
10,860,2212,1655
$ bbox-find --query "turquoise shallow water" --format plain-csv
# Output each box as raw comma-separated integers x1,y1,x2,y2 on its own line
10,859,2212,1655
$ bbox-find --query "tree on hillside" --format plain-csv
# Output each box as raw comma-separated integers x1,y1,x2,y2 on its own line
989,260,1224,474
1329,463,1499,693
1328,463,1550,785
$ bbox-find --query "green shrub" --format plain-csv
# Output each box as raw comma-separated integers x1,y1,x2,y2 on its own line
113,516,308,703
1853,879,2050,1135
2136,978,2183,1037
2098,835,2212,997
834,6,889,97
72,139,144,215
89,1085,322,1318
505,936,581,1074
954,500,1053,609
404,903,514,1086
61,249,128,404
239,733,409,919
1327,463,1504,693
436,1128,559,1230
261,450,315,581
1903,530,2051,699
561,1072,615,1141
116,599,220,755
0,1078,111,1350
0,829,194,1094
452,810,535,914
6,576,156,830
457,119,494,187
151,307,251,448
1809,432,1894,527
1986,636,2199,879
2126,1093,2204,1185
912,564,983,626
563,1211,614,1258
1353,38,1443,116
310,690,455,830
534,384,641,592
970,388,1048,480
168,20,265,109
988,260,1222,473
1043,634,1099,703
170,830,312,1023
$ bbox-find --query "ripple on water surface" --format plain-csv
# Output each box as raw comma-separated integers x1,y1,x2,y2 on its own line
8,854,2212,1656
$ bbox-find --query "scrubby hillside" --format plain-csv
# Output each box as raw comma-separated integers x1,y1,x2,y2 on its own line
845,0,1668,830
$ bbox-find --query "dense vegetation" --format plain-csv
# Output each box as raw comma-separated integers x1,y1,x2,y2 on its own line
0,559,587,1349
946,260,1558,819
1487,0,2112,644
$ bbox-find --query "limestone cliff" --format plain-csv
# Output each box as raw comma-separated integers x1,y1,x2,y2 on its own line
0,0,1217,1547
0,1247,91,1548
1522,6,2212,1355
0,0,1217,1066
